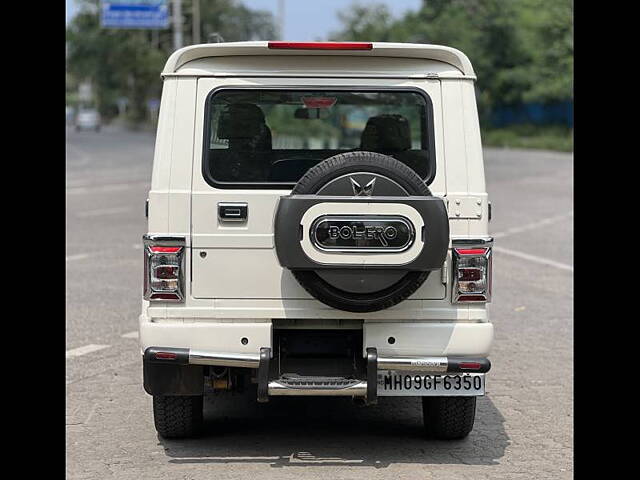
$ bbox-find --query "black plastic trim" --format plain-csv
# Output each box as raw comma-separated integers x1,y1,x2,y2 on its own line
274,195,449,270
143,347,203,396
201,85,438,190
257,347,271,403
366,347,378,405
446,357,491,374
144,346,190,365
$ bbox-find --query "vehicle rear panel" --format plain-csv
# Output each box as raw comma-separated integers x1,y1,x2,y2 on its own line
190,75,446,304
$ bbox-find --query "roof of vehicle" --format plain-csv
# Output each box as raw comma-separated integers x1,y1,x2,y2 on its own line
162,41,475,77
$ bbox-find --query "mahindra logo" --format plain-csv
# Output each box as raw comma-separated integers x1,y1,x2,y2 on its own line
349,177,376,196
311,215,415,253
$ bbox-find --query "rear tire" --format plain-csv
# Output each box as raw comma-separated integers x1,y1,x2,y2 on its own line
152,395,203,438
422,396,476,440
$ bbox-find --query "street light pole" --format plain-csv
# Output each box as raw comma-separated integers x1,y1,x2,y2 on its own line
277,0,285,40
192,0,200,44
173,0,183,51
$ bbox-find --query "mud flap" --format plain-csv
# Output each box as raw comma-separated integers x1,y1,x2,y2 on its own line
143,347,204,396
257,347,271,403
366,347,378,405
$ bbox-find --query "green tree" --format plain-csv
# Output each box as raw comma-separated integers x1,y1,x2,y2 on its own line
198,1,275,42
333,3,396,42
519,0,573,103
331,0,573,120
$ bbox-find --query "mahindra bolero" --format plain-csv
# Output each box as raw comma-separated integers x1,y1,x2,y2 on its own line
140,41,494,440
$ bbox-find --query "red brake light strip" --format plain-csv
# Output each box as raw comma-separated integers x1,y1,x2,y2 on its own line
268,41,373,50
455,248,488,256
149,246,182,253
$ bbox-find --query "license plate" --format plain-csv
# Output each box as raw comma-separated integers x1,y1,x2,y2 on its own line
377,371,485,396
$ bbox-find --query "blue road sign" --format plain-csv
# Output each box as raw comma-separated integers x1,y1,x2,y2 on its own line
101,1,169,29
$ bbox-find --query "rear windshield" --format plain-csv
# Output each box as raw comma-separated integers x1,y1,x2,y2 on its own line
203,89,435,188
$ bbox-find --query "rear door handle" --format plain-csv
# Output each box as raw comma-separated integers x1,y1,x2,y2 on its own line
218,202,248,222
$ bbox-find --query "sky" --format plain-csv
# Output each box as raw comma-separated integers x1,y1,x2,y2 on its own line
66,0,423,40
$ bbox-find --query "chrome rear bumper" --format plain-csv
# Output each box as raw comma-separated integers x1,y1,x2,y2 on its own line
144,346,490,402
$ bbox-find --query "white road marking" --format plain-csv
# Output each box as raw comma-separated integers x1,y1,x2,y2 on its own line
121,331,138,339
66,253,90,262
66,181,149,196
494,246,573,272
83,402,99,425
492,212,573,239
76,207,132,218
66,344,109,358
132,243,143,249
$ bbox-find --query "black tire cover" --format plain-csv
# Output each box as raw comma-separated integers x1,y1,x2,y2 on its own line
287,151,437,313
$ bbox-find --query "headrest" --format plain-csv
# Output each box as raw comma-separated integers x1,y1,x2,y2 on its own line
217,103,267,139
360,114,412,152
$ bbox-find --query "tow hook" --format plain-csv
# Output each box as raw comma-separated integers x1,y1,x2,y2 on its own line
210,366,231,390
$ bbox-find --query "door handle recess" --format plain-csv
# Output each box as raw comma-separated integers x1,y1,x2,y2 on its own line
218,202,248,222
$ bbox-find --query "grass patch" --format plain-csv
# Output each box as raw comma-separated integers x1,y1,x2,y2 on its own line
481,124,573,152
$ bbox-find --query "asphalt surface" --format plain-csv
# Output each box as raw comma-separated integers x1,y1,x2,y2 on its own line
66,126,573,479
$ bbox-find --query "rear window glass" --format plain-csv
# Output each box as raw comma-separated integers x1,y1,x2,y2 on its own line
203,89,435,188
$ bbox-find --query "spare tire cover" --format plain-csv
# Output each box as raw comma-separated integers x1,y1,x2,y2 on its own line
282,151,444,313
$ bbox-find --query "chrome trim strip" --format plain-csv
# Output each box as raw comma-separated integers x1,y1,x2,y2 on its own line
451,237,494,247
268,380,368,396
143,234,187,247
310,215,416,253
188,351,260,368
451,243,493,304
142,235,186,303
218,202,248,222
377,356,448,372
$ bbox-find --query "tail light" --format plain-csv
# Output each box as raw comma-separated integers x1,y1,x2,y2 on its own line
267,41,373,50
452,243,492,303
143,235,185,302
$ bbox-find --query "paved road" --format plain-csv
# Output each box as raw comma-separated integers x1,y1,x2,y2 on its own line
66,126,573,479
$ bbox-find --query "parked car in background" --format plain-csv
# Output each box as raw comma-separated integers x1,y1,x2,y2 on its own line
75,108,101,132
66,106,75,125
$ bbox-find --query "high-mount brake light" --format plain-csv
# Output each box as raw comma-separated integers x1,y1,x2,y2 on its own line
143,236,185,303
302,96,337,109
452,245,492,303
268,41,373,50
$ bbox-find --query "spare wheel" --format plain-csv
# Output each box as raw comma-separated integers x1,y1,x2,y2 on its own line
274,151,449,313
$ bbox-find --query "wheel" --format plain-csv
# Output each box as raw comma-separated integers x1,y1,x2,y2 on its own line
277,150,448,312
422,396,476,440
152,395,203,438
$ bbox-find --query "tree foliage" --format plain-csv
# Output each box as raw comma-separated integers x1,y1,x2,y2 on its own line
66,0,276,124
331,0,573,118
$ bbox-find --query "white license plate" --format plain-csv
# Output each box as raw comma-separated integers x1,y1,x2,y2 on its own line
377,371,485,396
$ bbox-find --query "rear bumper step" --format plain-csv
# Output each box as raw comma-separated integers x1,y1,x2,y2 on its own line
144,346,490,402
268,377,368,396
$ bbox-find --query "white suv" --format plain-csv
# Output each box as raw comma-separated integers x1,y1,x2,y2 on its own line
140,41,493,440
